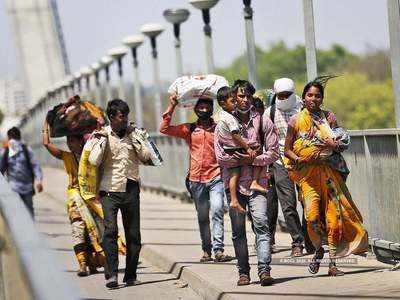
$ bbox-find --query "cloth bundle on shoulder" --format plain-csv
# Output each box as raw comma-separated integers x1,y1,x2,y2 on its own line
168,74,229,108
131,128,163,166
46,95,105,137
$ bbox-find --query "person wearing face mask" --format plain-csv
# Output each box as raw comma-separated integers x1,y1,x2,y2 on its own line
265,78,305,257
159,93,234,263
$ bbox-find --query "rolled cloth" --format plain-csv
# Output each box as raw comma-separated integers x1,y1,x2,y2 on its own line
46,95,105,138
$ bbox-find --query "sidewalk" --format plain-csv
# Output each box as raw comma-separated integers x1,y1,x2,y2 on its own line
37,168,400,300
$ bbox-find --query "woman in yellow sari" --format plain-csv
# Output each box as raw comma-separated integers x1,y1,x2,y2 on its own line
284,80,368,276
42,119,126,276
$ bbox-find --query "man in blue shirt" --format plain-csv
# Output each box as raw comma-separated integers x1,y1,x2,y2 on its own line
0,127,43,217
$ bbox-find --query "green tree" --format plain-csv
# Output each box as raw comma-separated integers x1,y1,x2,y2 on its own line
0,109,3,127
319,73,395,129
216,41,356,88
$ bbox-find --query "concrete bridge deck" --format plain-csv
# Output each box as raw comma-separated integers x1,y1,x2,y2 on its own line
35,168,400,300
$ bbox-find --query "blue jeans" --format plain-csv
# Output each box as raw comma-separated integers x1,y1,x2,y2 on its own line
189,178,225,254
227,190,271,276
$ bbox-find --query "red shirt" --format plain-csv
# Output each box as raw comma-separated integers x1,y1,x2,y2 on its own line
159,107,221,183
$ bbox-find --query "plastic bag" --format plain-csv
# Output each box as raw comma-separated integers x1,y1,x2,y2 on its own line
168,74,229,108
132,128,163,166
46,95,105,138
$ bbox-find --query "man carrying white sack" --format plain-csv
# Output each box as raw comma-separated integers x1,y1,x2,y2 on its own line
265,78,306,257
160,92,234,263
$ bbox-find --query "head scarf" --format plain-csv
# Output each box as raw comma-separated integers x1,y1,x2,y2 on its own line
273,78,296,111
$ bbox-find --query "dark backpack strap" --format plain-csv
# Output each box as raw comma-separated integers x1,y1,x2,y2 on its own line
0,148,9,175
22,144,35,183
269,104,276,124
185,123,197,198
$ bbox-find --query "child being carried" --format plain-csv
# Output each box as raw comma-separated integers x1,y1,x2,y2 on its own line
216,87,267,212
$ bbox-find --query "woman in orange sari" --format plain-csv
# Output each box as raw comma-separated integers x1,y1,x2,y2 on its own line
284,80,368,276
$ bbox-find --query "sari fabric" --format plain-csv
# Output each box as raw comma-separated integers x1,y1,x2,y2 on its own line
286,109,368,258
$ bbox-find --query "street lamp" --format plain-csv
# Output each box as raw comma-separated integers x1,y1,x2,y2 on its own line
242,0,258,88
60,78,71,100
108,46,128,100
66,75,75,98
189,0,219,74
302,0,318,81
73,71,82,94
100,55,113,104
91,62,102,107
140,22,165,130
80,66,92,99
164,8,190,123
123,34,145,127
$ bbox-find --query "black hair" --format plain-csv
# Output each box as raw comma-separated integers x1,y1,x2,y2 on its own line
302,81,324,100
195,98,214,109
106,99,130,120
232,79,256,96
7,127,21,140
252,97,265,110
216,86,233,104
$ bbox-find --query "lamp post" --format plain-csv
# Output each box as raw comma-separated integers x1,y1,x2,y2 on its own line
164,8,190,123
65,75,74,98
73,71,82,94
140,23,165,130
100,55,113,104
61,78,71,101
302,0,318,81
387,0,400,127
91,62,102,107
80,67,92,99
189,0,219,74
242,0,258,88
123,35,145,127
109,46,128,100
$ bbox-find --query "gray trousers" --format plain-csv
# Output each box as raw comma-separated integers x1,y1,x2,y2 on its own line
267,163,304,247
19,192,34,218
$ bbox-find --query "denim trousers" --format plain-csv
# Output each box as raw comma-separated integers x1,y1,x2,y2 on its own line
189,177,225,254
227,190,272,276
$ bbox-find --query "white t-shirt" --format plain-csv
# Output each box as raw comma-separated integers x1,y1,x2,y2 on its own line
218,110,240,135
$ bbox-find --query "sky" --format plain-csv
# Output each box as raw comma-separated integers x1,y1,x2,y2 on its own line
0,0,391,86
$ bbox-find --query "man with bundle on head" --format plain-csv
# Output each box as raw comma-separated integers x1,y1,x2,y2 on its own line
160,93,234,263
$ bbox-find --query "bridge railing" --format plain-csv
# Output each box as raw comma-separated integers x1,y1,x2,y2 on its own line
0,175,80,300
141,129,400,261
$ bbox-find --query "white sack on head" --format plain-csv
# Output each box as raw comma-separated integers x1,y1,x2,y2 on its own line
168,74,229,108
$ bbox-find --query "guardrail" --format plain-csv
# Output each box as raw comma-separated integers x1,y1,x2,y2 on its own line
26,128,400,263
0,175,80,300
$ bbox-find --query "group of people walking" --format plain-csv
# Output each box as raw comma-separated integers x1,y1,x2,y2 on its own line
0,75,368,288
161,77,368,286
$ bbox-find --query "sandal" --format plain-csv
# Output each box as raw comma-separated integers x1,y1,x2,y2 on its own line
200,251,213,263
308,248,324,274
328,262,345,276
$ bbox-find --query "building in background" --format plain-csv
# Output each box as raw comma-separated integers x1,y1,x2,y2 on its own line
0,79,27,117
5,0,70,104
